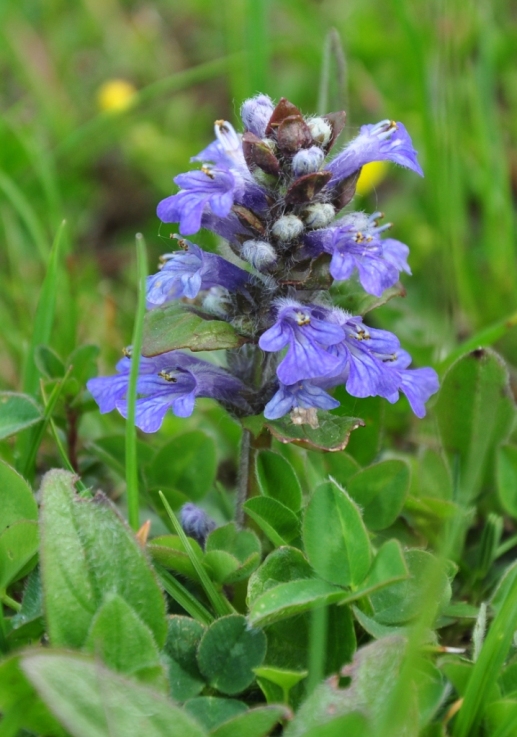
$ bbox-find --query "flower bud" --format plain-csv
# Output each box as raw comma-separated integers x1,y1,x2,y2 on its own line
180,503,216,547
271,214,305,241
292,146,325,177
241,239,277,269
241,94,275,138
307,117,332,146
202,286,231,316
303,203,336,229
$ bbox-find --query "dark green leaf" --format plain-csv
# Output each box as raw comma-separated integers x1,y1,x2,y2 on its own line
149,432,217,501
0,392,43,440
197,614,267,695
40,470,167,648
0,459,38,532
142,302,245,357
256,450,302,512
331,393,383,465
303,480,371,587
266,412,364,452
84,593,165,688
0,519,38,589
347,460,410,531
322,452,361,487
244,496,300,547
164,616,206,701
435,349,516,503
66,344,100,386
34,345,65,378
22,651,207,737
184,697,247,731
210,705,290,737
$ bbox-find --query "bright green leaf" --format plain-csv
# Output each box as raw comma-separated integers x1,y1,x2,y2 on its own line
0,459,38,532
244,496,300,547
347,460,410,531
0,519,39,589
303,480,371,587
497,445,517,519
247,546,314,607
256,450,302,512
0,392,42,440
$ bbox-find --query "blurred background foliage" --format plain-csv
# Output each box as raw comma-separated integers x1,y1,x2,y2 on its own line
1,0,516,479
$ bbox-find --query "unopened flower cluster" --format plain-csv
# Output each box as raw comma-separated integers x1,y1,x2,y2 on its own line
88,95,438,430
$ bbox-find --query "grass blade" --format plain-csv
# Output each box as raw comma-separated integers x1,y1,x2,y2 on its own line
158,491,234,618
126,233,147,531
155,565,213,626
0,169,49,264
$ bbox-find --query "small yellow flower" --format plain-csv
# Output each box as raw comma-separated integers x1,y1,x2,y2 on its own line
97,79,137,113
356,160,389,196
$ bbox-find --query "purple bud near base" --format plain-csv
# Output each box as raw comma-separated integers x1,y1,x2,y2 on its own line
180,503,216,547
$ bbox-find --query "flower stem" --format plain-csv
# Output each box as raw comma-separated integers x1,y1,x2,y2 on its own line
235,428,252,528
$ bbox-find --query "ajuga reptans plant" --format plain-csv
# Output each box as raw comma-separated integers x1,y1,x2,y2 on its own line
88,95,439,436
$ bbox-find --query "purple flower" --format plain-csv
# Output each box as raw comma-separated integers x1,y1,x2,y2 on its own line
326,120,423,185
305,212,411,297
146,240,250,306
316,311,439,417
157,167,236,236
180,503,216,547
240,95,275,138
87,351,250,433
264,380,339,420
258,300,345,385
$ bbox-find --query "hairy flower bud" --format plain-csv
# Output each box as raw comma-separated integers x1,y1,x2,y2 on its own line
271,214,304,241
292,146,325,177
180,503,216,547
304,203,336,229
241,94,275,138
307,117,333,146
241,239,277,269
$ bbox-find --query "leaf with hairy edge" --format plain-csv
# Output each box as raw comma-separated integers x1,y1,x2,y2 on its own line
266,412,364,452
142,302,245,357
247,547,314,607
40,470,167,649
84,594,166,688
0,392,43,440
303,480,371,587
22,651,207,737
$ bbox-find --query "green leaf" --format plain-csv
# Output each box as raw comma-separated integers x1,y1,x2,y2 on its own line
286,712,370,737
0,392,43,440
0,654,67,737
254,666,308,696
435,349,516,503
248,578,346,628
89,434,154,481
156,566,213,625
332,393,383,466
0,519,39,590
197,614,267,695
346,460,410,531
369,550,450,625
0,459,38,532
66,344,100,386
244,496,300,547
247,546,314,607
142,302,245,357
149,535,204,582
284,636,406,736
266,412,364,452
210,705,290,737
22,651,207,737
164,616,206,701
40,470,167,649
34,345,65,378
84,593,165,688
204,523,261,584
184,698,247,731
454,562,517,737
256,450,302,512
497,445,517,519
303,480,372,587
322,452,361,487
8,567,44,646
150,432,217,501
